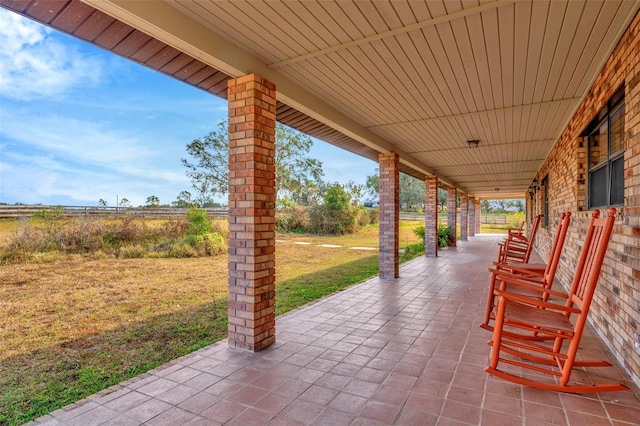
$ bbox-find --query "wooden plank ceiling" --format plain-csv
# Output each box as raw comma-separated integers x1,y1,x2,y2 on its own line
2,0,638,198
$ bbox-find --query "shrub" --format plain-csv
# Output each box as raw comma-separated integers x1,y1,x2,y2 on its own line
507,211,526,229
52,219,104,252
117,244,146,259
355,206,371,227
185,207,211,237
309,205,357,234
413,225,425,241
276,206,310,233
323,184,350,210
437,224,451,247
104,217,143,245
368,207,379,224
190,233,227,256
169,242,198,258
400,242,425,262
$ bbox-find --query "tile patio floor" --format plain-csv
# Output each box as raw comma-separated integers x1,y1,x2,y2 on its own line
29,235,640,425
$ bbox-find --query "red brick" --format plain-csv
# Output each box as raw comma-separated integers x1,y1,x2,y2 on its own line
227,74,277,352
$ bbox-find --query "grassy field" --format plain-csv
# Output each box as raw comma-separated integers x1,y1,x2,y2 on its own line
0,219,422,425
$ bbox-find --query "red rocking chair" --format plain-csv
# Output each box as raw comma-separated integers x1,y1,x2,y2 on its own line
480,212,571,333
485,209,627,393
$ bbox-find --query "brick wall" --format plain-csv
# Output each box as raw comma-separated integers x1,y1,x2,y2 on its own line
425,175,438,257
227,74,277,352
447,187,457,246
379,153,400,278
534,12,640,386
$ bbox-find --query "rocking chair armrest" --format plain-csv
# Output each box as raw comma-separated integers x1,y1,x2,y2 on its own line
492,272,568,299
509,234,528,242
494,289,581,314
494,263,545,277
487,270,543,285
502,244,527,253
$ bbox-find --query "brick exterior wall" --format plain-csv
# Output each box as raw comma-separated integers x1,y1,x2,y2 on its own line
227,74,277,352
425,175,438,257
447,187,457,246
534,12,640,387
379,153,400,279
469,196,476,237
460,193,468,241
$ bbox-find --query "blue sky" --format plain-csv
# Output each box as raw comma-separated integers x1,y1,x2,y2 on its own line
0,9,377,207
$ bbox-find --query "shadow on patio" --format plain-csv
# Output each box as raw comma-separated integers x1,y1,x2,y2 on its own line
30,235,640,425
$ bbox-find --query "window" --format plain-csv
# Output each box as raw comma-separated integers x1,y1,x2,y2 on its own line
585,86,624,209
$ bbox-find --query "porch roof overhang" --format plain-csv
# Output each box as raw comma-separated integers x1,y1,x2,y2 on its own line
3,0,638,199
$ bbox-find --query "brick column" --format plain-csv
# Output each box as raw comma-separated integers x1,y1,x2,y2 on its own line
227,74,276,352
475,198,481,234
447,187,457,246
424,175,438,257
460,193,468,241
379,153,399,279
469,196,476,237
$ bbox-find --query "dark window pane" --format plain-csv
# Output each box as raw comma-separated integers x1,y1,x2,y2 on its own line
589,123,607,169
589,166,607,208
610,157,624,205
610,104,625,154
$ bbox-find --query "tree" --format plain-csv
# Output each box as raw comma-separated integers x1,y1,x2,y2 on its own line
344,181,364,204
437,188,447,211
399,173,424,211
145,195,160,208
172,191,193,208
181,120,324,203
119,198,131,208
364,171,425,210
481,200,492,214
98,199,107,207
365,173,379,199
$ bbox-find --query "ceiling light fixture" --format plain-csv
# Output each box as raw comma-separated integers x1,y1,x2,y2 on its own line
467,139,480,148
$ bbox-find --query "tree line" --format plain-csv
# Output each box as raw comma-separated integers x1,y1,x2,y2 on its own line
94,120,523,215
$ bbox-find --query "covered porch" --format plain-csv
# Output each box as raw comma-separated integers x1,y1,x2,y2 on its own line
30,235,640,425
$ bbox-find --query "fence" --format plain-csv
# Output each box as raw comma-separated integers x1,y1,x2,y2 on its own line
400,211,510,225
0,205,229,220
1,205,513,225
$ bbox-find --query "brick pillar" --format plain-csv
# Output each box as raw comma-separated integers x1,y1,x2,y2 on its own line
460,193,468,241
475,198,481,234
379,153,399,279
469,196,476,237
425,175,438,257
447,187,457,246
227,74,276,352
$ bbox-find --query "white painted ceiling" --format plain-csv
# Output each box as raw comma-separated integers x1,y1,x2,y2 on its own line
88,0,639,198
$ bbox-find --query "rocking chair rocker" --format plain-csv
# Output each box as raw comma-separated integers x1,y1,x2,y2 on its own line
485,209,627,393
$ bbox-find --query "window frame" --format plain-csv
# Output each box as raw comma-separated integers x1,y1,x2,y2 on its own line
585,87,625,210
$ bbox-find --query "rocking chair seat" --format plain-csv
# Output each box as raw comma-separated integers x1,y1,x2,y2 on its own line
498,295,574,332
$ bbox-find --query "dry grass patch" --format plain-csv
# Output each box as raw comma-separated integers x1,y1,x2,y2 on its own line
1,225,417,425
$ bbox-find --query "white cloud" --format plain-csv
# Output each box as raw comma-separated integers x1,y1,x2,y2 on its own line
1,109,155,169
0,9,103,101
0,151,190,207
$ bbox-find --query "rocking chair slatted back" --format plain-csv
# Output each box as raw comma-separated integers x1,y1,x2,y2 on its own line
567,210,614,313
541,212,571,292
498,214,541,264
